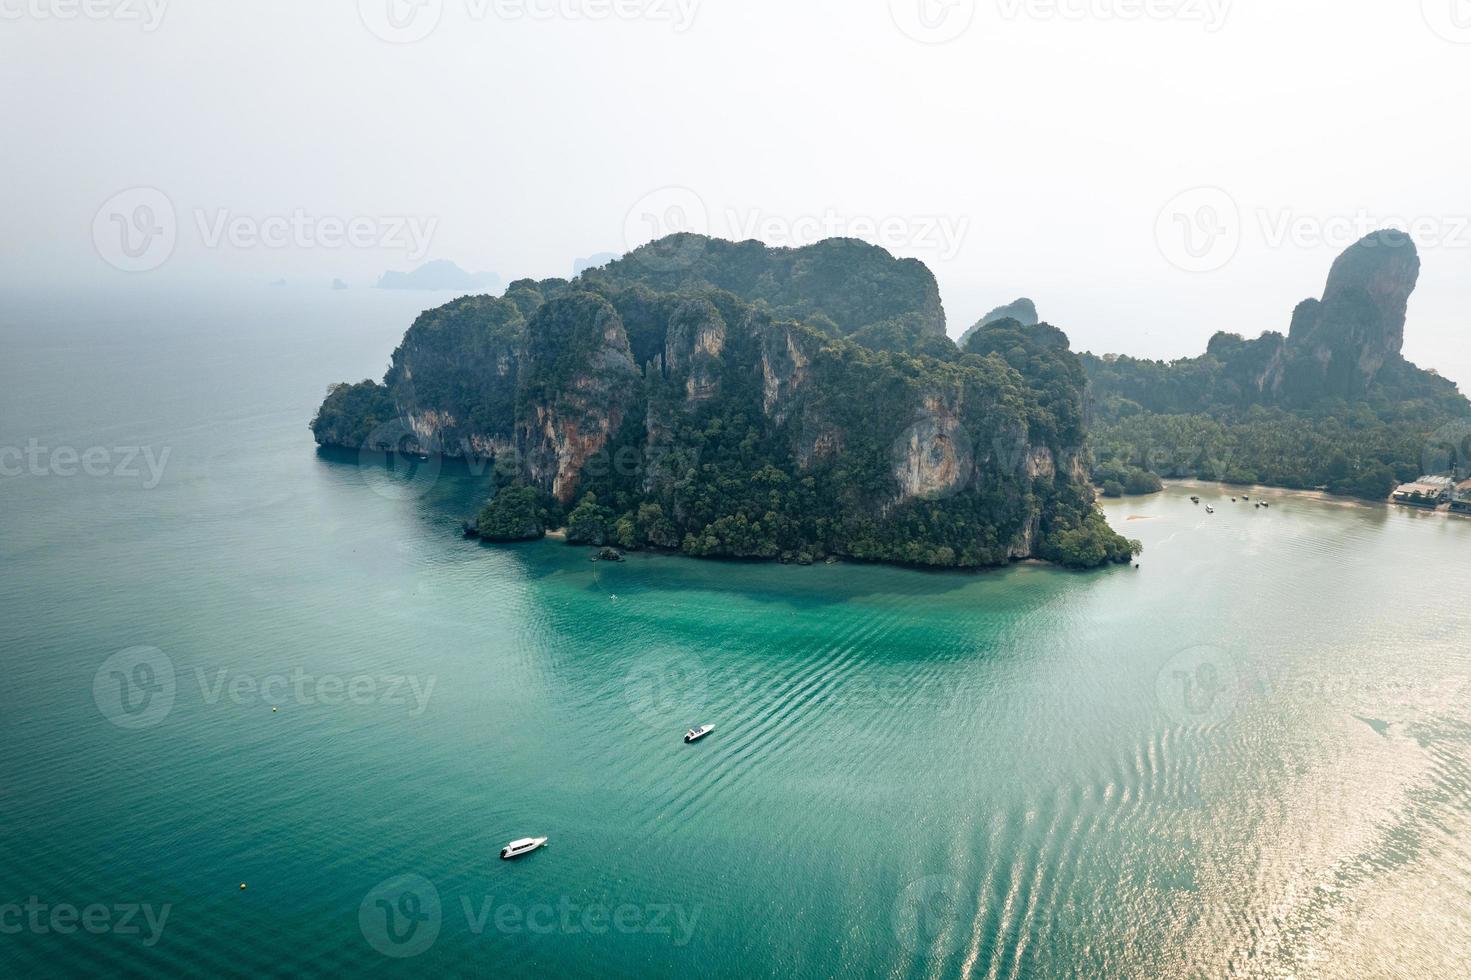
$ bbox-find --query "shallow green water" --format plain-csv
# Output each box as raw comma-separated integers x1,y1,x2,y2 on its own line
2,287,1469,978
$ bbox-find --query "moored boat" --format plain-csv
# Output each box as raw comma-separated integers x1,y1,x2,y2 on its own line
500,837,548,860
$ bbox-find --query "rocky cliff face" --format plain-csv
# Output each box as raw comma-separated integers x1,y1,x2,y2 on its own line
664,298,727,404
1286,229,1420,399
517,293,640,504
314,234,1136,569
381,291,548,457
1081,230,1429,414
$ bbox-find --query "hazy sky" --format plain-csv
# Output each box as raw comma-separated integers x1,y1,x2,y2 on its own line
4,0,1468,385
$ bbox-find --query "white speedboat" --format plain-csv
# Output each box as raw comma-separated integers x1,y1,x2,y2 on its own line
500,837,548,860
1205,506,1215,514
684,725,715,744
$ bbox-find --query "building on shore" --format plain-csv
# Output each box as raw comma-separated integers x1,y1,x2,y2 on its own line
1392,475,1455,507
1452,478,1471,515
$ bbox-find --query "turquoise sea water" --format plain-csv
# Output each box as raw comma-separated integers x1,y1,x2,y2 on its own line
2,287,1469,978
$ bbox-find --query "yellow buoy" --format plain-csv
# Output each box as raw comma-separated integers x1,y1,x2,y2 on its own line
239,883,247,890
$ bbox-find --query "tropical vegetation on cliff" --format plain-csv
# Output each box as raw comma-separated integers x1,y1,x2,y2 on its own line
1082,231,1471,500
316,235,1140,570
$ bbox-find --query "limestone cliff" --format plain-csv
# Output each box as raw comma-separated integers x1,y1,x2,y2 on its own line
516,293,640,503
1082,230,1435,414
1285,229,1420,399
313,235,1137,569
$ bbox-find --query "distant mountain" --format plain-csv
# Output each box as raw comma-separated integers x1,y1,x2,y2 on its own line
573,252,620,277
331,278,349,291
377,260,501,292
959,298,1039,347
313,234,1137,569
